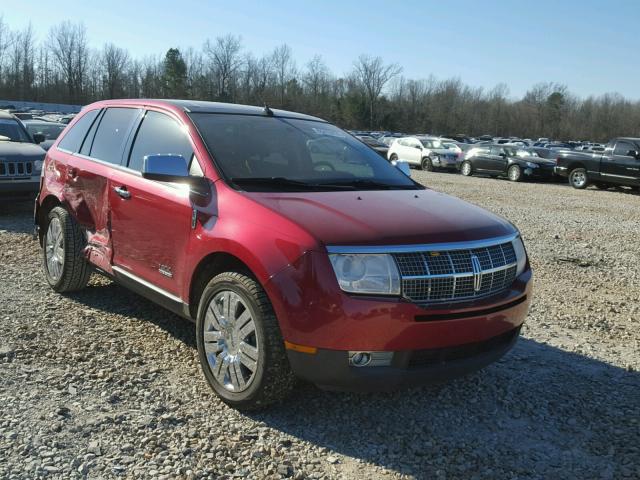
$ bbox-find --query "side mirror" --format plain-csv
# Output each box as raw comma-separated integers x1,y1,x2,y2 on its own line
414,145,422,149
392,159,411,177
142,154,189,182
626,149,640,159
142,154,211,199
33,133,45,144
499,153,508,158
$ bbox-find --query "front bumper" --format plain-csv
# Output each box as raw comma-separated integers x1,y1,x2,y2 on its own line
288,325,521,391
0,178,39,197
432,156,458,169
524,165,555,179
266,251,533,390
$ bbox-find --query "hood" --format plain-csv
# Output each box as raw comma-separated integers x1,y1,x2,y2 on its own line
243,188,515,246
515,156,555,166
0,141,46,161
431,148,457,157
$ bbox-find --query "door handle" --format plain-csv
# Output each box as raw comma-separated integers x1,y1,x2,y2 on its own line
114,186,131,199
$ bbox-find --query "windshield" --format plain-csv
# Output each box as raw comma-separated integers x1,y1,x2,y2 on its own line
190,114,421,191
25,123,65,140
0,119,32,143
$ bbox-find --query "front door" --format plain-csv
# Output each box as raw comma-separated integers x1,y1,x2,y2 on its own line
108,109,201,297
486,146,508,173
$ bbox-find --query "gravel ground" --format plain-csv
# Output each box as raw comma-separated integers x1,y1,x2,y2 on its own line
1,174,639,480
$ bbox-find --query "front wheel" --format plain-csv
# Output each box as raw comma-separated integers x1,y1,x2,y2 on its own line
507,165,522,182
421,157,434,171
42,206,91,292
196,271,296,410
460,161,473,176
569,168,589,189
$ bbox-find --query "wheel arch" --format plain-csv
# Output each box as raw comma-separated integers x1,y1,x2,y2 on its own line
188,251,261,320
36,194,65,246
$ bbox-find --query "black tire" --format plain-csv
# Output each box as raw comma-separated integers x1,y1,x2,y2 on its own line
421,157,434,171
507,165,522,182
460,161,473,176
42,206,91,292
196,271,296,410
569,168,589,189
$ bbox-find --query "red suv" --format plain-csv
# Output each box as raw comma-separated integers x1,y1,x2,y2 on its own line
35,100,532,410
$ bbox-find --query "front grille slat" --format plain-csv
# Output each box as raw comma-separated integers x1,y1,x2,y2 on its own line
0,161,34,178
394,241,518,304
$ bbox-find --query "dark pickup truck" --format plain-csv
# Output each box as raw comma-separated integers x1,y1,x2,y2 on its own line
555,138,640,190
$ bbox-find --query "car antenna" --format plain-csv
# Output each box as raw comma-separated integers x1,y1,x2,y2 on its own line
263,103,274,116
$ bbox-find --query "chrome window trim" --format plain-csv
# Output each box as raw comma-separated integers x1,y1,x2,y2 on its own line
326,233,519,254
112,266,185,304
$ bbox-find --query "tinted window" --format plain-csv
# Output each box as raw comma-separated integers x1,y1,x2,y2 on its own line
90,108,139,165
128,111,194,172
58,109,100,152
613,141,636,156
79,110,104,156
0,119,31,142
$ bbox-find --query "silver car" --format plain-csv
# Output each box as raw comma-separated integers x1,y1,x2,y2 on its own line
388,136,458,171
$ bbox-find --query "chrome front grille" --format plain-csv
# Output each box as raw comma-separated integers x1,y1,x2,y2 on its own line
393,241,517,304
0,161,33,177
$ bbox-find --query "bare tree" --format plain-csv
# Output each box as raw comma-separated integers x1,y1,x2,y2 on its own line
48,21,88,103
101,43,129,99
353,54,401,128
204,34,243,101
271,44,295,107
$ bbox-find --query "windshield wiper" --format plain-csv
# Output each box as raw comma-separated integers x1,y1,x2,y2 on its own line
319,179,421,190
230,177,356,190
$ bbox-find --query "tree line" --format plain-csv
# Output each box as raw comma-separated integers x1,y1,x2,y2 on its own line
1,18,639,142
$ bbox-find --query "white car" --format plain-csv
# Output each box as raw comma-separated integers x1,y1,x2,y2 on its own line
388,136,458,171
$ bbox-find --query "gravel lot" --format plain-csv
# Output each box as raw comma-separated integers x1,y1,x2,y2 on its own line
1,174,639,480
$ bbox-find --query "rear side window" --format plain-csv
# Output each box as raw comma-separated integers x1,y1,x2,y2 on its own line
57,109,100,152
128,111,194,172
613,141,636,156
90,108,139,165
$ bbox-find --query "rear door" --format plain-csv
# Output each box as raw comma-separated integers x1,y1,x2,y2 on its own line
108,109,203,297
600,140,640,185
56,107,141,272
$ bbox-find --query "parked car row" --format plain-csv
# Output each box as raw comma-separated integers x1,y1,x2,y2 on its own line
349,130,639,192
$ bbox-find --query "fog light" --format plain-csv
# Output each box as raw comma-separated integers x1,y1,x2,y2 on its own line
348,351,393,367
350,352,371,367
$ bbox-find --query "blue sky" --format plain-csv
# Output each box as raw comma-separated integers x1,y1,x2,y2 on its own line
5,0,640,99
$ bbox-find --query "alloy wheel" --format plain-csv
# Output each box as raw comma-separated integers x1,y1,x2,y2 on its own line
461,162,472,176
203,290,259,392
45,218,64,281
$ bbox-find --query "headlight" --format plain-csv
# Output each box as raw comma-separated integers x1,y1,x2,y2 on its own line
525,162,538,168
329,254,401,295
33,160,44,172
512,236,528,276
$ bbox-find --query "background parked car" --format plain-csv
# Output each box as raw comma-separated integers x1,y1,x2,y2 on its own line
0,111,46,198
388,136,458,171
459,145,555,181
22,120,66,151
355,134,390,158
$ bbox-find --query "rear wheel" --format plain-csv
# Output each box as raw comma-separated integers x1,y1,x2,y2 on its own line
196,271,296,410
507,165,522,182
569,168,589,189
421,157,434,171
460,161,473,176
42,207,91,292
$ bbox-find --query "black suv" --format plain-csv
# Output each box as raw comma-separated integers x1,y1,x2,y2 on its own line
0,111,46,198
